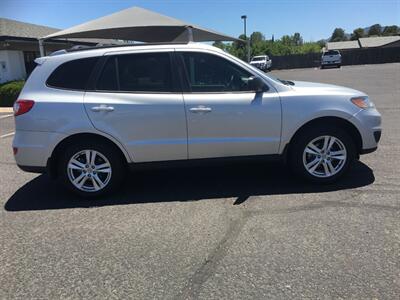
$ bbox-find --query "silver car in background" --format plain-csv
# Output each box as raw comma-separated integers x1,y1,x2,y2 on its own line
13,43,381,197
321,50,342,68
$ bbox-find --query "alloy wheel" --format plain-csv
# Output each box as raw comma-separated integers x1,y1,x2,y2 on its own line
302,135,347,178
67,149,112,192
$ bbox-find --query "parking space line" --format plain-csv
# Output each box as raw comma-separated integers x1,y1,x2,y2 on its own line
0,132,15,139
0,114,13,120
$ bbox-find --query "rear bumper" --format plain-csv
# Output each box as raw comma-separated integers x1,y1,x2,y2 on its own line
13,130,66,169
17,165,47,173
321,60,341,65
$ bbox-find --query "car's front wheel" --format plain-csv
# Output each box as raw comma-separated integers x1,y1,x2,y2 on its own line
58,141,125,197
290,127,356,183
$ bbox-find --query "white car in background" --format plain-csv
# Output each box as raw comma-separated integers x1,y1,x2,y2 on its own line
250,55,272,72
321,50,342,68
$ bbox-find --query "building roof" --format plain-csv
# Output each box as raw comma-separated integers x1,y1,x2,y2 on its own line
0,17,113,45
326,40,360,50
327,36,400,50
0,17,58,39
359,36,400,48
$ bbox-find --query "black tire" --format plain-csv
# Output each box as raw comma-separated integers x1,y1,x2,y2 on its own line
289,126,356,183
320,65,325,69
337,64,341,68
58,140,126,198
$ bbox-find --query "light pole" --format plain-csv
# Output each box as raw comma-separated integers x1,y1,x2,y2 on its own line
241,15,250,62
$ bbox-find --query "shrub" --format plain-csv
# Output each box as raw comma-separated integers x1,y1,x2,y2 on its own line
0,80,25,107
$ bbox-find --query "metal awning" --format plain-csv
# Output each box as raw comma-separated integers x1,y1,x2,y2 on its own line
41,7,239,44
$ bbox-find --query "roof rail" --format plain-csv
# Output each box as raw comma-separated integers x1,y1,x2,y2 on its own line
62,41,190,53
47,41,193,57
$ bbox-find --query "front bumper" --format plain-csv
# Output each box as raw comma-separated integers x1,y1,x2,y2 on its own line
250,63,268,70
350,107,382,153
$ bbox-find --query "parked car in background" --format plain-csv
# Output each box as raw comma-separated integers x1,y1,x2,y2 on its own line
250,55,272,72
13,43,381,197
321,50,342,68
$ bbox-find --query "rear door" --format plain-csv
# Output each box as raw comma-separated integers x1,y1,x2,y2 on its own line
177,50,281,159
84,50,187,162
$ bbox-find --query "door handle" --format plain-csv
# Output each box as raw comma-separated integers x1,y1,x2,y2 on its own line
189,106,212,113
91,104,114,112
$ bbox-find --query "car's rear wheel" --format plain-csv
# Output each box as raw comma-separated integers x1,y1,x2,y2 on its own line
289,127,356,183
58,141,125,197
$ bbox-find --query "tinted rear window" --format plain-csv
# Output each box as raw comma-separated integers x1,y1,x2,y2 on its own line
96,52,173,92
47,57,99,90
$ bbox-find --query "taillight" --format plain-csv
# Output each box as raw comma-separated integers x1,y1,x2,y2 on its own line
13,99,35,116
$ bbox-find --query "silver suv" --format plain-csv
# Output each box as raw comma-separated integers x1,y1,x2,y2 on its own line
13,43,381,197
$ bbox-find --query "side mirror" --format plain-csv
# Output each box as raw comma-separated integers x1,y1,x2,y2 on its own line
248,76,267,93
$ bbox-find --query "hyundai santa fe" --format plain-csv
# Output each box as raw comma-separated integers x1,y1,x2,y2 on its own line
13,43,382,197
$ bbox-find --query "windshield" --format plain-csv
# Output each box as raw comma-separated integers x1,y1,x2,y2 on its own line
323,50,339,56
251,56,266,62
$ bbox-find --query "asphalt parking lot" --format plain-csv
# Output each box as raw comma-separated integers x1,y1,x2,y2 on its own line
1,63,399,299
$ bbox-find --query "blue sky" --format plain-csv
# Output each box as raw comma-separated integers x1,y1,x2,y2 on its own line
1,0,399,41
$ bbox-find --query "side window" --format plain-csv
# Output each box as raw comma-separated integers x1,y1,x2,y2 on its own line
96,57,118,91
118,52,172,92
47,57,99,90
180,52,253,92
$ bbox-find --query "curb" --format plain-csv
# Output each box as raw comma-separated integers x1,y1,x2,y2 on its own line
0,107,13,113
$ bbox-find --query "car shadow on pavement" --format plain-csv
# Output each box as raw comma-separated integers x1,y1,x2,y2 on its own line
5,161,375,211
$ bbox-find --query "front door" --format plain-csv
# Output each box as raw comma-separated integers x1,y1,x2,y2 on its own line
177,51,281,159
84,51,187,162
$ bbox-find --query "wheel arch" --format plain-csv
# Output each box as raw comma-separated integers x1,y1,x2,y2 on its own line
284,116,362,158
47,132,130,178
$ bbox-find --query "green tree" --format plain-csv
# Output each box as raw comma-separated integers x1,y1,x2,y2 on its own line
222,31,323,59
250,31,265,45
231,34,248,61
329,28,347,42
351,28,364,40
368,24,382,36
316,39,326,48
293,32,303,46
330,28,347,42
281,35,293,46
212,41,223,48
382,25,399,36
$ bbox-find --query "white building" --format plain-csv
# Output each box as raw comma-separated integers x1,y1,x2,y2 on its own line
0,18,102,83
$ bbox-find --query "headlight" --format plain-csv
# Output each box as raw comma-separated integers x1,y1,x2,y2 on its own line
351,96,374,109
